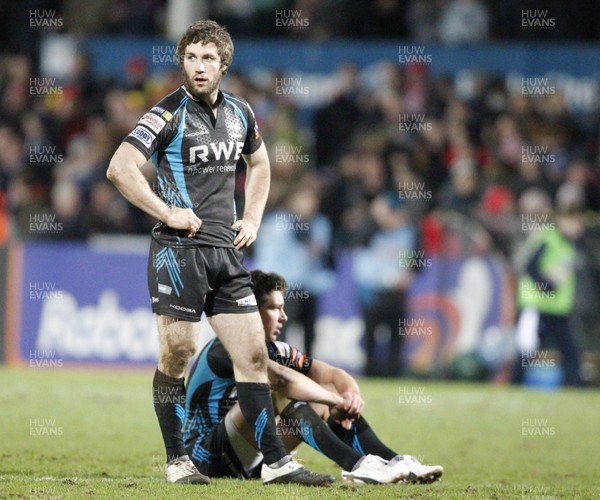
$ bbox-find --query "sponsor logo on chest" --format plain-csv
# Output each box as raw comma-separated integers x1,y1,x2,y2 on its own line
189,141,245,164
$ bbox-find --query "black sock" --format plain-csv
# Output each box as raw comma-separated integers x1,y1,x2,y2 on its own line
281,401,362,471
235,382,288,465
152,369,187,462
328,415,398,461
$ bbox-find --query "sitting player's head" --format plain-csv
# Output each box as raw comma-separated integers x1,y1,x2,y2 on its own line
176,20,233,98
250,270,288,343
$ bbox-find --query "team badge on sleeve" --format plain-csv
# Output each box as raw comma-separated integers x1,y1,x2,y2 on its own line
129,126,155,148
151,106,173,122
139,113,167,134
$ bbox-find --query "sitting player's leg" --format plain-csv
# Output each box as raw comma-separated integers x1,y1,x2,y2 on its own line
278,401,408,483
320,405,444,484
154,315,209,484
186,408,263,480
209,311,334,485
226,392,408,484
222,405,264,478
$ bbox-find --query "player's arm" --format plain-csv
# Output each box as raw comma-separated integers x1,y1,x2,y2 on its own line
233,142,270,249
106,142,201,236
267,359,344,408
307,359,365,418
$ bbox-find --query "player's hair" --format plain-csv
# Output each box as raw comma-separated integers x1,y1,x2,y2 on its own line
176,20,233,70
250,270,287,307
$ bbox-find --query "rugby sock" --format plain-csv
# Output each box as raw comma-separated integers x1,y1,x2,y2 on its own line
328,415,397,461
235,382,288,466
280,401,362,471
152,369,187,462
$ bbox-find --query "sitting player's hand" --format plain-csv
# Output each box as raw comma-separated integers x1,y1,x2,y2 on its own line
165,207,202,237
232,219,258,249
340,391,365,418
330,392,365,430
329,400,353,425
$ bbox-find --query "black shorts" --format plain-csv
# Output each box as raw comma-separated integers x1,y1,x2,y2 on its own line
186,419,261,479
147,239,258,321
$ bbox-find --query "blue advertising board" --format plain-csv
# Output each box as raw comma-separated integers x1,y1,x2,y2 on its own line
5,241,513,374
7,241,157,365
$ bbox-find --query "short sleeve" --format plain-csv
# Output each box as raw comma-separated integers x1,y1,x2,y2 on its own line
267,341,312,374
241,103,263,155
123,105,177,159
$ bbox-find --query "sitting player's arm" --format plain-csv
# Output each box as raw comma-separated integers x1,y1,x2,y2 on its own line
267,360,344,408
307,359,365,417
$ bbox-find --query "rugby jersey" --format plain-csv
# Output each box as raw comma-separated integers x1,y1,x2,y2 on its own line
123,85,263,247
183,338,312,455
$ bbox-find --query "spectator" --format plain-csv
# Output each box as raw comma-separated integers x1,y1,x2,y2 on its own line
253,180,335,356
438,0,490,45
352,192,416,377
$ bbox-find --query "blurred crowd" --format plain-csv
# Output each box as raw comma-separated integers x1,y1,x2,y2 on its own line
1,0,600,381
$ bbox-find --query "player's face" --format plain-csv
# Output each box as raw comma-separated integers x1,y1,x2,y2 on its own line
182,41,226,102
259,291,288,343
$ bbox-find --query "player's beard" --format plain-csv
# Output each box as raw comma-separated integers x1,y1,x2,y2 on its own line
183,71,222,102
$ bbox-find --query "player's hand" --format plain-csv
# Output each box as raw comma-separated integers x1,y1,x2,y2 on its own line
232,219,258,249
329,399,353,424
340,391,365,417
165,207,202,238
338,391,364,430
330,392,364,430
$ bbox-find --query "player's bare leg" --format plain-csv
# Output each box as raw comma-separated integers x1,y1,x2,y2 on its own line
154,316,209,484
209,312,334,485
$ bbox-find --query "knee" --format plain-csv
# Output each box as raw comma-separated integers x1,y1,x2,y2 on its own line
160,335,197,374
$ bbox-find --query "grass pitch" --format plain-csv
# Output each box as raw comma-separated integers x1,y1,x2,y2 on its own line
0,366,598,499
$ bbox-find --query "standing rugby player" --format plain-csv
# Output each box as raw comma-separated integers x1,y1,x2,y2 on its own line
107,20,333,486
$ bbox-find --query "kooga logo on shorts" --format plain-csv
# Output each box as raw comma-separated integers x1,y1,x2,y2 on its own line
169,304,196,313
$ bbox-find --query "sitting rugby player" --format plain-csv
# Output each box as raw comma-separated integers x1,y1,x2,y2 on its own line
182,270,444,484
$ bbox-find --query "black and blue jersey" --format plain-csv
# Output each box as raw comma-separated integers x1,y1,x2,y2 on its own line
183,338,312,451
123,85,263,247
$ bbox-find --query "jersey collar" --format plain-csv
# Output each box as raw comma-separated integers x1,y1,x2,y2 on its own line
181,85,225,108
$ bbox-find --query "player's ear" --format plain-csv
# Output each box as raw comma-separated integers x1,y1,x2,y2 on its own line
221,64,228,75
